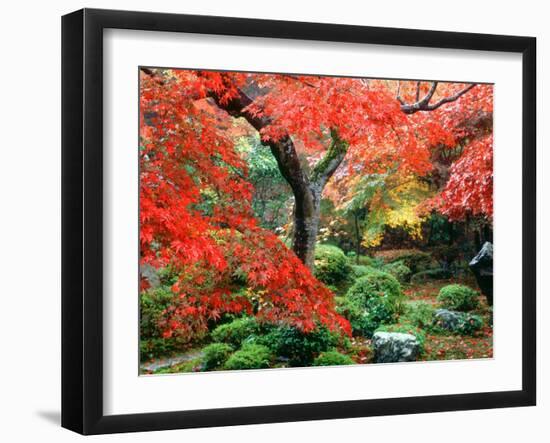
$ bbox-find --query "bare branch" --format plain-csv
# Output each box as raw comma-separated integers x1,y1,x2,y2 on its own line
400,82,476,114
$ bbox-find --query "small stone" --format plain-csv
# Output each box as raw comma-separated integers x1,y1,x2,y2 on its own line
372,332,419,363
433,309,462,331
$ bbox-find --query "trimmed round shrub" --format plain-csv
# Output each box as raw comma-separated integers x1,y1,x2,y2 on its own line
437,284,479,311
314,244,351,286
211,317,260,347
401,301,436,329
202,343,234,370
223,344,272,370
346,269,402,308
382,260,412,283
258,324,341,367
337,270,403,337
410,268,451,284
313,351,355,366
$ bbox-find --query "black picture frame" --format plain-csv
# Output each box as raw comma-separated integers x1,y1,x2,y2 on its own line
62,8,537,435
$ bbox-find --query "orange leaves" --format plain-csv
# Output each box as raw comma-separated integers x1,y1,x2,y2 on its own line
139,68,351,340
438,134,494,220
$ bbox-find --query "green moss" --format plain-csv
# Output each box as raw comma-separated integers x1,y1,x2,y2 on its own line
313,351,355,366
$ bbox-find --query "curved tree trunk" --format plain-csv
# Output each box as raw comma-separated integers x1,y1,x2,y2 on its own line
210,87,348,269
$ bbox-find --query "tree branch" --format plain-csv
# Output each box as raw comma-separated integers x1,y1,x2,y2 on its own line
400,82,476,114
310,128,349,189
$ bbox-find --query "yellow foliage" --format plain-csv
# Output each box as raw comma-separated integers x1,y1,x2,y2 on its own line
363,176,432,247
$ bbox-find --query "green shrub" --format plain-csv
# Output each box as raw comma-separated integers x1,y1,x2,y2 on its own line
140,338,180,362
337,270,403,337
314,244,351,286
346,269,403,309
375,249,433,273
202,343,234,370
401,301,436,329
140,286,180,361
457,313,484,335
410,268,451,284
437,284,479,311
375,322,427,353
313,351,355,366
257,324,341,367
382,261,412,283
223,344,272,370
211,317,260,347
357,255,384,268
350,264,377,278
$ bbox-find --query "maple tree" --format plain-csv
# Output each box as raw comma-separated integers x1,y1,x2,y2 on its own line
139,68,493,341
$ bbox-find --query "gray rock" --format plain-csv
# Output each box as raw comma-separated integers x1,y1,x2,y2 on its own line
140,263,161,288
372,332,419,363
433,309,462,331
469,242,493,305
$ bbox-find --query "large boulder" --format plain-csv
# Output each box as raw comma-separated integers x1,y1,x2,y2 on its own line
469,242,493,305
372,332,419,363
433,309,484,336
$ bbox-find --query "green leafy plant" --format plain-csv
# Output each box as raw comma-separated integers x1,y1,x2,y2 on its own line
410,268,451,284
350,264,377,279
337,269,403,337
140,286,180,361
202,343,234,370
401,301,436,329
223,343,272,370
211,317,260,347
313,351,355,366
437,284,480,311
456,313,484,335
382,260,412,283
257,324,342,367
314,244,351,286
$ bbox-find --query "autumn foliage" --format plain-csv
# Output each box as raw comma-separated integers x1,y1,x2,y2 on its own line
139,69,493,342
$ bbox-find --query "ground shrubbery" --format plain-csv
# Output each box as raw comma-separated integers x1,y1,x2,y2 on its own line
140,286,180,361
313,350,355,366
410,268,451,284
437,284,480,311
314,244,352,286
255,324,343,367
223,343,273,370
375,249,434,273
202,343,234,370
142,251,492,374
350,264,377,278
337,269,403,337
382,260,412,283
211,317,261,347
401,301,436,329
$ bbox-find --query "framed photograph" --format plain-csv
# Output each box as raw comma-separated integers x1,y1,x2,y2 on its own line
62,8,536,435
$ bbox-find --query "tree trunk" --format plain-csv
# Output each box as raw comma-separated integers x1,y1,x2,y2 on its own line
210,87,348,269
